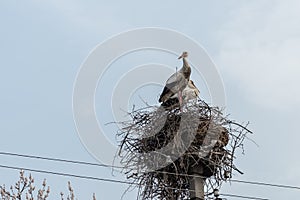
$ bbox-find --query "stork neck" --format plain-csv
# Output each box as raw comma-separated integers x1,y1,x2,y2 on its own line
182,57,190,69
181,57,191,78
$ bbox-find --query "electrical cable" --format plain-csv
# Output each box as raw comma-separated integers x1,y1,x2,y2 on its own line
221,193,269,200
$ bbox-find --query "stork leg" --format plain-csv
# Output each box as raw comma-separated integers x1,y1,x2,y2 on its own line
178,90,183,112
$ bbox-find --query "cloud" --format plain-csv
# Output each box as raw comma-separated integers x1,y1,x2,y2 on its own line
32,0,130,36
216,0,300,110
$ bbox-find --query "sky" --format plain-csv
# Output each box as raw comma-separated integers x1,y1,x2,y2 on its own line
0,0,300,199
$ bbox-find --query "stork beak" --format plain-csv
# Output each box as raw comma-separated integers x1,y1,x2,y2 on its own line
178,55,183,59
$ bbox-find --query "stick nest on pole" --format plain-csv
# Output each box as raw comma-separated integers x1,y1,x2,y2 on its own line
117,100,251,200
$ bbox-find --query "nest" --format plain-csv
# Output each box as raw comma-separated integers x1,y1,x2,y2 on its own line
117,100,251,200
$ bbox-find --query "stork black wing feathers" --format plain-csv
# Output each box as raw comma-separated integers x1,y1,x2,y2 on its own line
158,81,178,103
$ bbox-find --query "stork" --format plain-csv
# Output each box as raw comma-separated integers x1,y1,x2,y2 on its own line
159,52,191,110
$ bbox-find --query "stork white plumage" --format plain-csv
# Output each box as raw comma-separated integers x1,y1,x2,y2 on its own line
159,52,191,110
182,80,200,101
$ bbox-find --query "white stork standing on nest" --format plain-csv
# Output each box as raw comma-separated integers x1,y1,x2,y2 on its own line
159,52,191,110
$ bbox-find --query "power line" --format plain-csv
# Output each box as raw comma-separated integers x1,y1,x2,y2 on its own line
221,193,269,200
229,179,300,190
0,164,130,185
1,151,299,191
0,152,116,169
0,164,269,200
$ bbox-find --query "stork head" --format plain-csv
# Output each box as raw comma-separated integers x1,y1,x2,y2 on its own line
178,51,188,59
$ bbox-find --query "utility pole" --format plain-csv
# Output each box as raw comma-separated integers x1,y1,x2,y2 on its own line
189,165,205,200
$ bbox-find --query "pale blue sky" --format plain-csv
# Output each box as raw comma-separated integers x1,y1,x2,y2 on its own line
1,0,300,199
